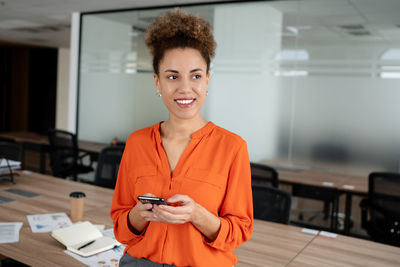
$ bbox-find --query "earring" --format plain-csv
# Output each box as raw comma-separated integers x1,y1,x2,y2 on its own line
156,91,162,97
206,91,209,96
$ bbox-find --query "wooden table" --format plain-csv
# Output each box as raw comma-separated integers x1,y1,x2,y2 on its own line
266,163,368,235
235,221,316,267
0,171,114,267
0,131,108,154
287,234,400,267
0,131,109,173
1,171,398,267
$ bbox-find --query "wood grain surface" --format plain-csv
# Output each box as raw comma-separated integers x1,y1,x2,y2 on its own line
0,171,113,267
288,234,400,267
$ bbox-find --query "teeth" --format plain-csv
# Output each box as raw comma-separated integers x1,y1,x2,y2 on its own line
176,99,194,104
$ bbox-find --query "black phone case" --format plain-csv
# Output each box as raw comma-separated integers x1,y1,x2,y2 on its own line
137,196,169,205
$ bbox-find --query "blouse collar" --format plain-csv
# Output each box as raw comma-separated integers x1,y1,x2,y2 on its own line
153,121,215,143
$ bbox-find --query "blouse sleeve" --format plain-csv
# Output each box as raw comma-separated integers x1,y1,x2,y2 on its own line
206,141,254,251
110,148,145,244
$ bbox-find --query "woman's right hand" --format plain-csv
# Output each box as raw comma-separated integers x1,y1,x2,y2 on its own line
128,193,156,234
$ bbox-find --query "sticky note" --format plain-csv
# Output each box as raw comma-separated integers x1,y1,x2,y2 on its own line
319,231,337,238
301,228,319,235
342,185,355,190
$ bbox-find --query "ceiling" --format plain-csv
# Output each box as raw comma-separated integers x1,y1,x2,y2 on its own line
0,0,399,48
0,0,231,48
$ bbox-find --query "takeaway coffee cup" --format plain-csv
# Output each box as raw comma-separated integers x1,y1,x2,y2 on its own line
69,192,86,222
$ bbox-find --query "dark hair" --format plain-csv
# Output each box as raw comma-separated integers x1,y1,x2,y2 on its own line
145,8,216,74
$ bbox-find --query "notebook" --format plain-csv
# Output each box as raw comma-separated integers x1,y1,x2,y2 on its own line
51,221,120,257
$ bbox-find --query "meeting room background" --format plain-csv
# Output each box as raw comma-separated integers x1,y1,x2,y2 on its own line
74,0,400,176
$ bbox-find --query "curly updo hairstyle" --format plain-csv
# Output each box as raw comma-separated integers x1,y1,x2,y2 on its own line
145,8,216,75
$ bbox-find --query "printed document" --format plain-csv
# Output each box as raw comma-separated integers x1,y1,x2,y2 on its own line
0,222,23,244
27,212,72,233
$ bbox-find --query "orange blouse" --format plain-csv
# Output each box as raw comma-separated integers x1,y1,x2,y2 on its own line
110,122,253,267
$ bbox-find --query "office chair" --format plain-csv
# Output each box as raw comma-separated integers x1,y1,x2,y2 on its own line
360,172,400,247
252,184,292,224
250,162,278,188
48,129,93,180
292,184,339,231
93,146,124,189
0,141,23,183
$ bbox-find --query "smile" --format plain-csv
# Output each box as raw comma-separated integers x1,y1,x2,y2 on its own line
175,99,195,104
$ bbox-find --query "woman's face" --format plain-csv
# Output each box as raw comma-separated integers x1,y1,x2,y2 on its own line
154,47,209,121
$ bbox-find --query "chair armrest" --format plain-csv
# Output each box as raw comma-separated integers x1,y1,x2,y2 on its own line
77,151,93,167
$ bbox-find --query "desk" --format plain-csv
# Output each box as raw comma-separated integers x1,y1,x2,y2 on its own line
265,164,368,235
0,132,108,173
0,171,398,266
1,171,312,267
288,234,400,267
0,171,113,266
235,221,315,266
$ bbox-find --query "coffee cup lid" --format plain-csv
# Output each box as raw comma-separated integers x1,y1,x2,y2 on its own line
69,192,86,198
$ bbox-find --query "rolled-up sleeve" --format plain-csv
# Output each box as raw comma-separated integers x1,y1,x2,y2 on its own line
206,141,253,251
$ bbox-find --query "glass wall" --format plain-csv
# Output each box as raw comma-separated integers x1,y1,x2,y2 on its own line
78,0,400,176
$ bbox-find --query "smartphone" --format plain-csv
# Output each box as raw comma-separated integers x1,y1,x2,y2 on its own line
137,196,169,206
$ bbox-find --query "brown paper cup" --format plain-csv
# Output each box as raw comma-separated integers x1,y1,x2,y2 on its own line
69,192,86,222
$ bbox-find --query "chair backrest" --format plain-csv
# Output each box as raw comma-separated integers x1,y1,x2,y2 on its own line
48,129,78,177
94,146,124,189
369,172,400,199
0,141,23,162
250,163,278,188
368,172,400,217
292,184,339,201
252,184,292,224
365,172,400,246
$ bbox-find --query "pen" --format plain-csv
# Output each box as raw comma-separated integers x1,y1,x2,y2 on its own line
77,240,95,250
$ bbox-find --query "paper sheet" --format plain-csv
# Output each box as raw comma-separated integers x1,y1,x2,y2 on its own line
301,228,319,235
27,212,72,233
64,228,125,267
0,159,21,170
0,222,23,244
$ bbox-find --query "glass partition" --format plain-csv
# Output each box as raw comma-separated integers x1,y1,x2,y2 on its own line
78,0,400,175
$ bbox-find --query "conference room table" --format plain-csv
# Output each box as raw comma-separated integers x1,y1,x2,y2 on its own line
1,171,399,267
286,233,400,267
263,162,369,235
0,131,109,173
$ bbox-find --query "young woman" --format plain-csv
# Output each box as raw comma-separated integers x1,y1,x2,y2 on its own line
111,9,253,267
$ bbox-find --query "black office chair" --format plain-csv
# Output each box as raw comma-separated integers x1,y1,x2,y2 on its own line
360,172,400,247
252,184,292,224
250,162,278,188
93,146,124,189
292,184,339,231
48,129,93,180
0,141,23,183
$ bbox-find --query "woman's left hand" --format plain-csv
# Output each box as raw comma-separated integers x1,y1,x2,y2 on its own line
151,194,198,224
